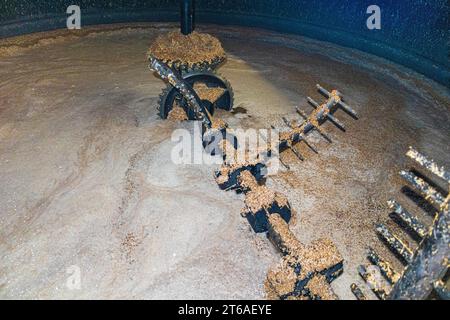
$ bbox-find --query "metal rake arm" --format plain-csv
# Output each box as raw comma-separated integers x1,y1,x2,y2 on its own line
149,57,212,128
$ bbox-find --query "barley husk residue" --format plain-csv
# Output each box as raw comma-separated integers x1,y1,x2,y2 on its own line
148,30,226,67
238,170,259,191
306,275,338,300
265,213,343,299
265,257,298,299
268,214,342,277
244,185,288,213
167,103,188,121
194,83,226,103
268,214,304,255
210,117,227,130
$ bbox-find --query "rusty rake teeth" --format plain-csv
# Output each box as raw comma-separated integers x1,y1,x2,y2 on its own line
306,96,320,108
316,84,358,119
367,247,401,284
400,170,446,207
389,206,449,300
293,107,333,143
291,147,304,161
282,116,294,128
376,223,414,263
287,141,304,161
355,148,450,300
278,157,291,170
293,83,358,142
268,85,357,169
295,106,308,119
315,126,333,143
388,199,428,238
357,265,390,300
406,147,450,184
326,114,346,131
307,96,346,131
350,283,367,300
304,141,318,154
291,110,318,153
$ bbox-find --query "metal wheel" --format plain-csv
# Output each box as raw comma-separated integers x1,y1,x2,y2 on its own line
158,71,234,120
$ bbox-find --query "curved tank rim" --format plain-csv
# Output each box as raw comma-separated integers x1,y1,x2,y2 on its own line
0,9,448,88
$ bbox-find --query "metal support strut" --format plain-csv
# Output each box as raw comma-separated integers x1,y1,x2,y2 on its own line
180,0,195,35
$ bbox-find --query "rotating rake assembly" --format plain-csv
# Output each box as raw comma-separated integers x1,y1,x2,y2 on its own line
148,0,234,121
215,84,359,191
147,9,363,298
149,56,229,133
276,85,358,169
157,70,233,120
352,148,450,300
150,52,363,299
214,145,346,300
213,86,358,300
148,22,448,299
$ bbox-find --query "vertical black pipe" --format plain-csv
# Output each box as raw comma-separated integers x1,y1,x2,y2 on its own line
180,0,195,35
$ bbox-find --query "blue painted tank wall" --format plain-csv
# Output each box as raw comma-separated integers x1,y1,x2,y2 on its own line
0,1,448,87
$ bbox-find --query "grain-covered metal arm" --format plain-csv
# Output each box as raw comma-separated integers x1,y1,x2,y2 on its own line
388,199,428,238
376,223,414,263
388,208,449,300
149,57,212,128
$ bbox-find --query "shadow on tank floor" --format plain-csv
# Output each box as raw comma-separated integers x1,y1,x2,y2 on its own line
0,23,449,299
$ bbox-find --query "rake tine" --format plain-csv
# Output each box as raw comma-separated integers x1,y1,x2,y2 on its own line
301,138,319,154
388,199,428,238
337,100,358,119
298,103,332,142
376,224,414,263
367,247,401,284
281,162,291,171
316,84,358,118
358,265,390,300
282,116,293,128
350,283,367,300
295,107,308,120
326,113,346,131
400,170,446,207
278,155,291,170
307,97,320,108
315,126,333,143
316,84,331,97
289,144,304,161
406,147,450,184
